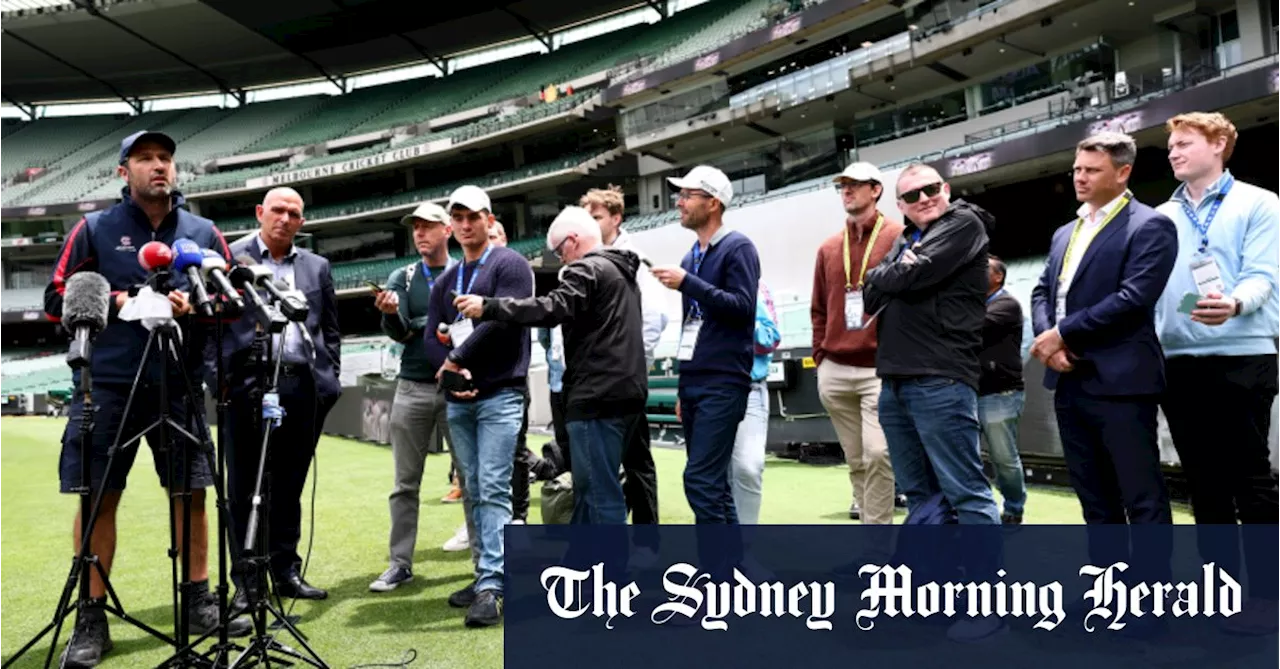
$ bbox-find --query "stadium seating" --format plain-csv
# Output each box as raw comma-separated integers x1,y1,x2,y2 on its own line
1,1,803,209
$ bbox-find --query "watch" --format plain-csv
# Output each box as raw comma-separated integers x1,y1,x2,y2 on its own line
1233,298,1242,316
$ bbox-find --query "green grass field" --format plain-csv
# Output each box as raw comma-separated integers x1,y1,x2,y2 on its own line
1,416,1192,668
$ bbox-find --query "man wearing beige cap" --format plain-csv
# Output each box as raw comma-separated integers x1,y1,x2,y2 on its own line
811,162,902,524
369,202,467,592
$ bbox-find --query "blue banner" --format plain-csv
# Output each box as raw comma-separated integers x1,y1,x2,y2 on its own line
505,525,1277,668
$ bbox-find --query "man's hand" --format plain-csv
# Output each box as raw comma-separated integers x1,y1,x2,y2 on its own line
675,399,681,423
373,289,399,315
1191,291,1238,326
1046,350,1075,373
1030,327,1066,363
900,248,919,265
115,292,128,309
453,295,485,320
651,266,687,290
436,358,478,399
167,290,192,316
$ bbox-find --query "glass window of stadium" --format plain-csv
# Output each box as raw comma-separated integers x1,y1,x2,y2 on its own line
850,88,966,146
977,42,1112,112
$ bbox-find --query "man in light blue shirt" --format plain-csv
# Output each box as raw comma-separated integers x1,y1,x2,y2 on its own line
729,281,781,524
1155,112,1279,636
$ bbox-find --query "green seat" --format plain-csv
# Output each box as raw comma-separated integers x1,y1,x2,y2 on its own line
647,414,681,425
647,376,679,389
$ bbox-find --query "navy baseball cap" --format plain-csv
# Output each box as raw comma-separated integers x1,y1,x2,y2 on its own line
119,130,176,164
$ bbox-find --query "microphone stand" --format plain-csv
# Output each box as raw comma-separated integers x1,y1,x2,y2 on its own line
3,277,191,669
228,290,328,669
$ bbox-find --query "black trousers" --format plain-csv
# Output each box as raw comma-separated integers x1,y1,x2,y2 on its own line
549,390,572,469
1163,354,1279,598
622,413,659,525
511,385,532,522
227,370,335,580
1054,386,1172,581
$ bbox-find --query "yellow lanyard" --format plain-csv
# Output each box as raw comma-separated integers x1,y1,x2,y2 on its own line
843,213,884,290
1059,193,1131,281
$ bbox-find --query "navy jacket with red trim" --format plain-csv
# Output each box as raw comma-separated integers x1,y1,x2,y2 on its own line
44,188,233,387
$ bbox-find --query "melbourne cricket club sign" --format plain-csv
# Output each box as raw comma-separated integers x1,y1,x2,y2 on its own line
244,139,451,188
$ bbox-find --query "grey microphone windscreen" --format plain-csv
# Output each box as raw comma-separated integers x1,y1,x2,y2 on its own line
64,271,110,332
235,254,258,266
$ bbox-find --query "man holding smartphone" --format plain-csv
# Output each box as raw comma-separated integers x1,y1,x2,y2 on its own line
368,202,475,593
427,185,533,628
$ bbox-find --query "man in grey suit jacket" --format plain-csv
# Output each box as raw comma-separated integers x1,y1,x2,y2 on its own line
215,187,341,605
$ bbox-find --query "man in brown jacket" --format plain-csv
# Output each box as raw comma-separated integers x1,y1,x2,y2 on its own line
811,162,903,524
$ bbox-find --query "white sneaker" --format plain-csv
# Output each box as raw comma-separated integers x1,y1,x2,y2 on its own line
443,522,470,552
511,519,526,525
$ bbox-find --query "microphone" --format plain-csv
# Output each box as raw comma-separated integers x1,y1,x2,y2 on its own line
138,241,174,272
63,271,110,370
171,239,214,317
228,255,285,332
270,278,310,322
200,249,243,310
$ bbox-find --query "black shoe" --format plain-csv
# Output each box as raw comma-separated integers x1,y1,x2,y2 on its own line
275,573,327,600
464,590,503,628
1001,513,1023,525
186,583,252,638
448,581,477,608
62,605,112,668
849,504,861,521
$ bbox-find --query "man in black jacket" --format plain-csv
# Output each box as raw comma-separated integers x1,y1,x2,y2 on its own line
455,206,647,525
978,255,1028,525
864,163,1004,642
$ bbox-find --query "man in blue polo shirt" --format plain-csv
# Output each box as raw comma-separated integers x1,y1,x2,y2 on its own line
652,165,761,524
1155,112,1279,635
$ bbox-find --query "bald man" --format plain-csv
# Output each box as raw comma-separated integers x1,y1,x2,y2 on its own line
218,187,342,605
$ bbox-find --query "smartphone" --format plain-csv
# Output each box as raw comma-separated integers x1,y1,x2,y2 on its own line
440,369,474,393
365,280,383,293
1177,292,1200,315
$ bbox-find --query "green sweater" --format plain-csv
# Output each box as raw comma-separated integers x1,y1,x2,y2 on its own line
381,259,451,382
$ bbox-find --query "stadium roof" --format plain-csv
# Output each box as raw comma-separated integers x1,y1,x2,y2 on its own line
2,0,650,105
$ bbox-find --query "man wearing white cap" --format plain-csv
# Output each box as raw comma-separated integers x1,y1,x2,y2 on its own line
811,162,902,525
652,165,761,524
456,206,648,525
369,202,474,592
428,185,533,628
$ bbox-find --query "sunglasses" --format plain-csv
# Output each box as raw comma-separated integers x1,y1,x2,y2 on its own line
899,182,943,204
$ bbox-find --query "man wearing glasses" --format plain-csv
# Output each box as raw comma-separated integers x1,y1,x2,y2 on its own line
652,165,761,524
455,206,647,525
863,164,1004,641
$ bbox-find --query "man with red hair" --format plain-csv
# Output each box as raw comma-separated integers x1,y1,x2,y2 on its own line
1155,111,1279,635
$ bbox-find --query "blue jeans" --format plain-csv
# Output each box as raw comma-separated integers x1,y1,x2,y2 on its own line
730,382,769,525
447,388,524,593
679,383,750,524
567,417,629,525
879,377,1000,525
978,390,1028,517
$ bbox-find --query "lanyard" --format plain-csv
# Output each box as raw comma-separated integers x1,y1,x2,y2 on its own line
843,214,884,290
1059,192,1131,281
690,240,708,319
454,245,493,321
986,288,1006,305
419,262,435,290
1181,175,1234,253
896,228,922,261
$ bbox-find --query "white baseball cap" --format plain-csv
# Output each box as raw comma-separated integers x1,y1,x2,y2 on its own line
667,165,733,208
447,185,491,213
833,162,883,184
399,201,448,227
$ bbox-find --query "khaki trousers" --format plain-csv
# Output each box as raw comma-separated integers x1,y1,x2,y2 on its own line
817,359,896,525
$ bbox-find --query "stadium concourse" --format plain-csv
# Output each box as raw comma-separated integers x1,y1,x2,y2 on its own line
0,0,1277,660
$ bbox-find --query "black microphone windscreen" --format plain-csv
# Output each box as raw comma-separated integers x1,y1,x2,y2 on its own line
64,271,110,331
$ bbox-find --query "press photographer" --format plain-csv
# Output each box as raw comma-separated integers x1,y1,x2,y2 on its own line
43,129,249,667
